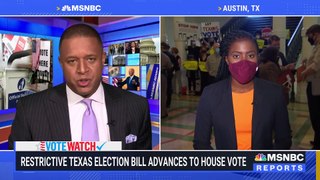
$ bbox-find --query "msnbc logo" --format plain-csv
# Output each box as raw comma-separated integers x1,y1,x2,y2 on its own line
255,153,267,161
60,5,102,12
61,5,71,11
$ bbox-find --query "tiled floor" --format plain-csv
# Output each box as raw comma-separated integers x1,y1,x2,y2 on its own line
161,93,314,150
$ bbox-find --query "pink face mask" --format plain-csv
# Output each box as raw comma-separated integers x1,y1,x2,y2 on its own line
228,60,257,84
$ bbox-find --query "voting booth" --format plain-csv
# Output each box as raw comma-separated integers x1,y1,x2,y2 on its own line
0,33,52,110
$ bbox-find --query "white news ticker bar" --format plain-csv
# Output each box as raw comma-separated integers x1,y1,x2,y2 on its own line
15,141,122,151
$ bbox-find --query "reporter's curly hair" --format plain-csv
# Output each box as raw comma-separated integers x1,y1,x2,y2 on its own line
219,30,259,57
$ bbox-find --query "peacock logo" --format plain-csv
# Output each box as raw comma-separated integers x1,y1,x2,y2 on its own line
255,153,267,161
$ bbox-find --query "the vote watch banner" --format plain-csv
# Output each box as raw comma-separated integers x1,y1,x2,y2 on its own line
15,141,122,152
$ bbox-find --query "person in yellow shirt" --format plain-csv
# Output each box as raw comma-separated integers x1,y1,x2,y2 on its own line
183,55,198,95
194,30,291,150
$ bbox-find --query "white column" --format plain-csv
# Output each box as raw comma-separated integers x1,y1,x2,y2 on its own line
172,17,188,89
272,17,287,55
161,17,168,43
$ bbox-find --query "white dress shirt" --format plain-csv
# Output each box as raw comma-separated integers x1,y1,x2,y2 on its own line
66,83,110,141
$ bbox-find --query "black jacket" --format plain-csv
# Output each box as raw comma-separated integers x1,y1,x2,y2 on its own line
194,78,292,150
9,83,151,150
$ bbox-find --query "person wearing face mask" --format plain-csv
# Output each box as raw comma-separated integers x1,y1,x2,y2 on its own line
206,40,221,84
301,24,320,149
187,40,201,61
193,30,291,150
269,35,296,71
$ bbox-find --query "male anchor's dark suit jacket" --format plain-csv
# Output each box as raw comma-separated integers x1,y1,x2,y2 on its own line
119,75,140,91
8,82,151,150
193,78,292,150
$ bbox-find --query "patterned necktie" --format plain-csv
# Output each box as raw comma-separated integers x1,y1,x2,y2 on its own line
81,99,99,141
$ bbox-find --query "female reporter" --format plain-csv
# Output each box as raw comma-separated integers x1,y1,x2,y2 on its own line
193,31,292,150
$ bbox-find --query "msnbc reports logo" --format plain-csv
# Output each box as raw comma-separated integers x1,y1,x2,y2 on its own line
59,5,101,12
255,153,267,161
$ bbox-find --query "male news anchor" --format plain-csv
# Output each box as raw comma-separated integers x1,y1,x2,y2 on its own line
118,68,140,91
8,24,151,150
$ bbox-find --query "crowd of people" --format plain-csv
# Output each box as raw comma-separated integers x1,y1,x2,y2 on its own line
162,23,320,150
162,33,298,99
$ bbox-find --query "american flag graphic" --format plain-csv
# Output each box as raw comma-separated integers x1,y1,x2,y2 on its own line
40,141,45,151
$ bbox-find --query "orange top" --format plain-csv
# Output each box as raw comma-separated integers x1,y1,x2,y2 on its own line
232,89,254,150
